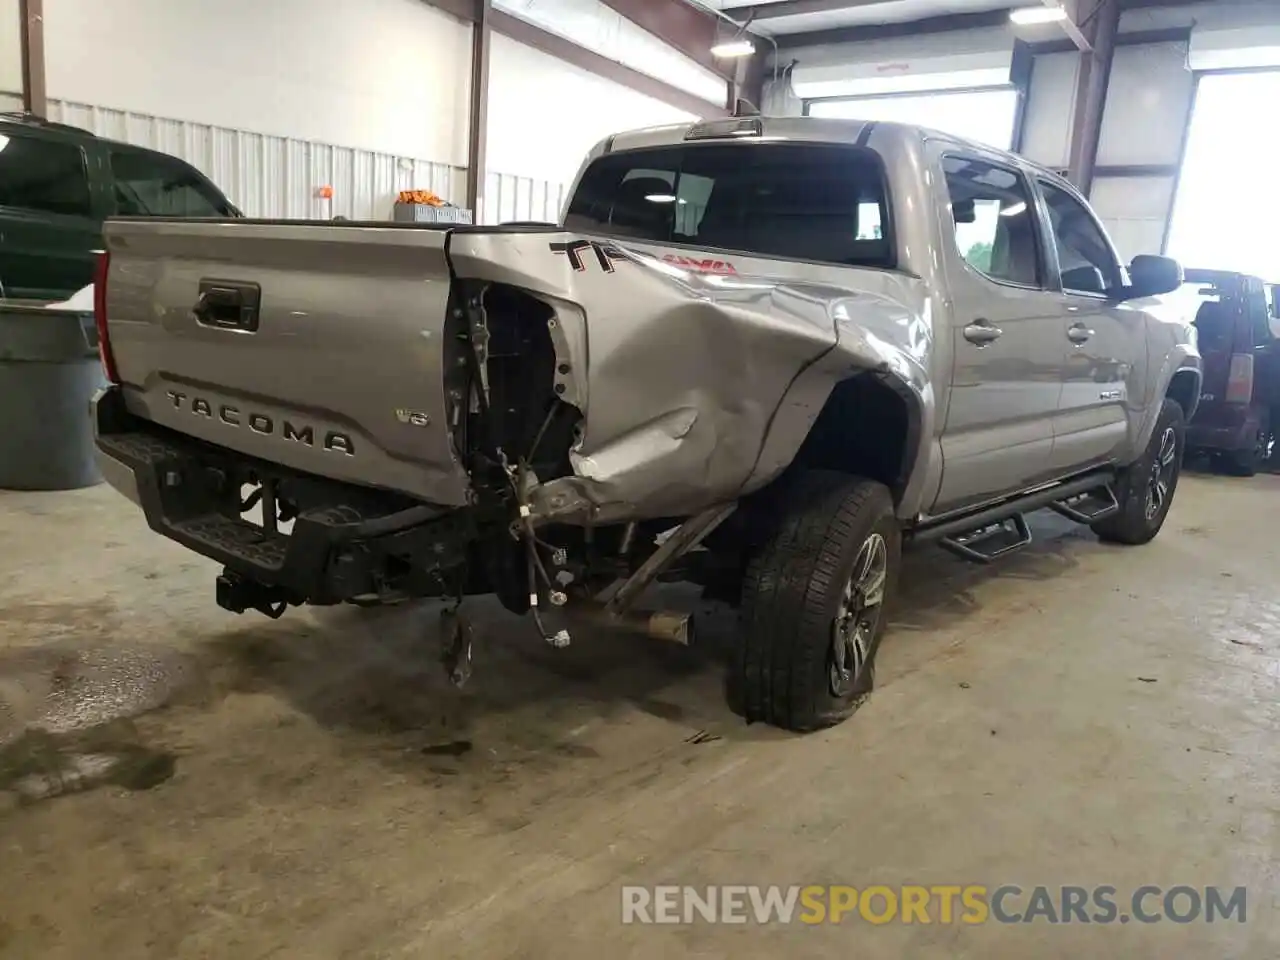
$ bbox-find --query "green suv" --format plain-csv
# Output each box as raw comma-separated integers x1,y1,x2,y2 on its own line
0,112,239,300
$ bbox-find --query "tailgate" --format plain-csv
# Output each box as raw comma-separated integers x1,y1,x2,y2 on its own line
103,218,470,506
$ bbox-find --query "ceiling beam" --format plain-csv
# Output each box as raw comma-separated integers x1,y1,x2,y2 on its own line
597,0,737,79
421,1,727,118
490,9,729,116
723,0,890,21
773,8,1013,49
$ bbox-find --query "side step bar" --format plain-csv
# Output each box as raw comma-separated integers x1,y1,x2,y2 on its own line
912,470,1117,564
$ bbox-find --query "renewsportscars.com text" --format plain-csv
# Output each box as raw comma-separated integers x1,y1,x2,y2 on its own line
621,884,1247,926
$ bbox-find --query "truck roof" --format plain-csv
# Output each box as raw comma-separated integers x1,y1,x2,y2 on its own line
0,110,177,157
602,115,1074,194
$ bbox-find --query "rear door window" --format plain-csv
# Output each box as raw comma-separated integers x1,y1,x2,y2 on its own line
109,148,232,216
941,155,1041,288
564,142,893,269
0,132,92,217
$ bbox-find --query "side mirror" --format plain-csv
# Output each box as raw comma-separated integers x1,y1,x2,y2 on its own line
1124,255,1183,299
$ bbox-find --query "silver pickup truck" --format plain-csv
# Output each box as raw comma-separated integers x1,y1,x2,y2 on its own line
91,116,1201,732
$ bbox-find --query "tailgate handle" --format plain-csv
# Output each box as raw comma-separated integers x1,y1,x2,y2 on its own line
193,280,261,332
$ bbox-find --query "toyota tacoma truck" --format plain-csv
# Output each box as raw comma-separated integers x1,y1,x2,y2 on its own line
90,116,1201,732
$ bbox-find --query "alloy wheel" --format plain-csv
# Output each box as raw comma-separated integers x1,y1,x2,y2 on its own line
830,533,888,697
1145,426,1178,520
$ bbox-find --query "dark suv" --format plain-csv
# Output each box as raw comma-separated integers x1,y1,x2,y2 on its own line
1180,269,1278,475
0,112,238,300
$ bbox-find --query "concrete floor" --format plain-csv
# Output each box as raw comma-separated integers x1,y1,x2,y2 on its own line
0,471,1276,959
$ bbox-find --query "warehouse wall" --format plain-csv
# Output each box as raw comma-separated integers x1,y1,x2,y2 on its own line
47,98,467,220
37,0,710,224
486,32,697,189
766,1,1280,261
44,0,473,166
1022,41,1194,259
0,0,21,109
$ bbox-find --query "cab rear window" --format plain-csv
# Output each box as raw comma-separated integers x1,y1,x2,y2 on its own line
564,142,893,269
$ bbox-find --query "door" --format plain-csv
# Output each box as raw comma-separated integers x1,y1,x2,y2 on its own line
1035,179,1146,473
934,152,1065,514
0,130,101,300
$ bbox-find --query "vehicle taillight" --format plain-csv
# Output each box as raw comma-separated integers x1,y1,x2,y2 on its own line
93,249,119,384
1226,352,1254,405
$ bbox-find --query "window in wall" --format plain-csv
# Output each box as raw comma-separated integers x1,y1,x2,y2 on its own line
109,148,231,217
1039,181,1122,294
0,133,92,217
942,155,1039,287
1167,71,1280,281
565,142,893,268
807,87,1020,150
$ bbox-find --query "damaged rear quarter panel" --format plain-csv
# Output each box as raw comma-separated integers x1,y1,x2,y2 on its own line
447,232,934,523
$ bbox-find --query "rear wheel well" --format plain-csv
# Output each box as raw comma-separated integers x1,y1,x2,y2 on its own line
1167,369,1200,421
790,373,916,502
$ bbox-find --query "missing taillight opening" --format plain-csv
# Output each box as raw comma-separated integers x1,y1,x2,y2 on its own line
93,250,119,384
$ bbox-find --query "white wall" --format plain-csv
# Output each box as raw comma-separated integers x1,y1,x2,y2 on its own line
44,0,473,166
486,32,696,188
0,0,20,99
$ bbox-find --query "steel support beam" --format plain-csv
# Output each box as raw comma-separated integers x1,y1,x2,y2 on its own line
774,8,1012,49
425,0,727,118
1065,0,1120,196
489,9,727,117
732,51,768,111
18,0,45,117
725,0,888,20
597,0,734,81
465,0,491,215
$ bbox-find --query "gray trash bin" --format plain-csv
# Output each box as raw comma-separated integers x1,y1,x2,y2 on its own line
0,301,107,490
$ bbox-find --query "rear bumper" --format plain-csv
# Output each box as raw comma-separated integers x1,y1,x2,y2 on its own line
1186,402,1262,453
92,386,470,604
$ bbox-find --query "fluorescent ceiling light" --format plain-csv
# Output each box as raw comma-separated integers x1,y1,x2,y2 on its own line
1009,5,1068,25
711,39,755,58
646,194,677,203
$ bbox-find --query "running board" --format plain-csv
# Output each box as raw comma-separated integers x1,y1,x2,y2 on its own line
912,470,1116,564
939,515,1031,564
1048,486,1119,524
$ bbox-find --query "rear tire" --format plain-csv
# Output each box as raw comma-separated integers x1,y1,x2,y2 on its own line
1219,409,1271,477
738,472,901,732
1093,399,1185,545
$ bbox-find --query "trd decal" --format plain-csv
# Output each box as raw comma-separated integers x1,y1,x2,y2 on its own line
549,239,634,273
661,254,738,276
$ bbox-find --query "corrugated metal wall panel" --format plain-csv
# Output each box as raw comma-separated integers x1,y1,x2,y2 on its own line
479,172,566,224
46,98,468,221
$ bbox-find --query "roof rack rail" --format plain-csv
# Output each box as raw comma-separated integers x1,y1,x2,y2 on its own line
0,111,92,135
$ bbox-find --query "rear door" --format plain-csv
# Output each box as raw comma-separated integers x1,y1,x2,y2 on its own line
0,129,101,299
1180,273,1239,408
1242,276,1279,408
933,150,1065,514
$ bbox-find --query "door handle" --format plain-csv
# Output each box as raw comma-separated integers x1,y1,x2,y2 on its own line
963,319,1003,346
1067,322,1094,345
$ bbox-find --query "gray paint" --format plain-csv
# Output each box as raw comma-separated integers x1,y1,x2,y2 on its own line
98,117,1200,526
